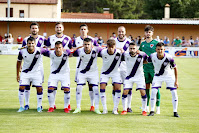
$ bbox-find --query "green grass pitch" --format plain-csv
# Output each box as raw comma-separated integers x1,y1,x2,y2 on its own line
0,55,198,132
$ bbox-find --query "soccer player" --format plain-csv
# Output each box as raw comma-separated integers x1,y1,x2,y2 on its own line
42,41,72,113
73,24,99,112
121,43,148,116
22,22,45,110
45,22,72,110
139,25,161,113
147,42,179,117
72,38,101,114
114,26,132,112
16,37,44,112
99,39,123,115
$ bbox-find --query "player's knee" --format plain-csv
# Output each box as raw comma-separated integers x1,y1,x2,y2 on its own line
114,84,121,90
19,86,25,92
36,87,43,94
25,85,30,90
140,90,146,96
100,83,106,89
89,84,93,91
64,87,70,93
123,89,129,95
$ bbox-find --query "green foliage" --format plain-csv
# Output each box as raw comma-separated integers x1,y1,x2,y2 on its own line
62,0,199,19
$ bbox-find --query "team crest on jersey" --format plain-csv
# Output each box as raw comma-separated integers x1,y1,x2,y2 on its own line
24,56,27,58
92,53,96,58
39,40,43,44
35,54,39,58
115,55,120,60
163,62,168,66
63,39,68,44
150,44,154,48
137,58,142,62
63,56,67,60
125,43,129,47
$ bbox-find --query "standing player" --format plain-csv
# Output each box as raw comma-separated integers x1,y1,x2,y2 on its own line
139,25,161,113
42,41,72,113
17,37,43,112
72,38,101,114
114,26,132,112
99,39,123,115
22,22,45,110
121,43,148,116
148,42,179,117
73,24,99,112
45,22,72,110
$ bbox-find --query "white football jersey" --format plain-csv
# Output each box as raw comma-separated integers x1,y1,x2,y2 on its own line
73,47,101,73
22,35,45,47
43,49,71,74
18,47,43,73
148,52,176,77
73,36,99,67
123,51,148,79
114,37,131,71
99,48,122,75
46,34,72,49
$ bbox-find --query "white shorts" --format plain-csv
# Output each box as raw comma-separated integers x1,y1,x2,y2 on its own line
124,76,145,90
120,70,127,83
48,73,70,89
77,71,99,86
100,73,122,84
152,75,176,89
20,72,42,87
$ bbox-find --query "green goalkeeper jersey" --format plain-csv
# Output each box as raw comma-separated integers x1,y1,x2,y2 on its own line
139,39,158,72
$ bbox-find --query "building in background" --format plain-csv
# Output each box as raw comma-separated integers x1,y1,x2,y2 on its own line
0,0,61,18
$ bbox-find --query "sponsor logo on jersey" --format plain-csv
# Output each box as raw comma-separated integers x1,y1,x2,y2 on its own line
39,39,43,44
137,58,141,62
163,62,168,66
63,56,67,60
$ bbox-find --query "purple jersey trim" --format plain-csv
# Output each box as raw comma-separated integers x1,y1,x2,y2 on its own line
18,51,23,61
155,58,169,76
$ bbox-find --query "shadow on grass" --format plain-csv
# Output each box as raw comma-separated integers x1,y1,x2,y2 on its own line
0,108,151,117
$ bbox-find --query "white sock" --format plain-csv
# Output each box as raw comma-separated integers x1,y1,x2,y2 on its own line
100,90,107,110
53,90,57,106
37,93,43,108
171,90,178,112
19,89,24,107
127,91,132,108
112,90,115,104
89,91,94,106
142,94,147,112
64,92,70,109
122,95,127,111
113,90,121,111
76,85,83,109
25,89,30,105
47,92,54,108
93,86,99,109
150,88,158,111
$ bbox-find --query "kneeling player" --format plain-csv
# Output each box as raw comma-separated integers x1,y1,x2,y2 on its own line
43,41,72,113
121,43,148,116
99,39,123,115
73,38,101,114
16,37,43,112
148,42,179,117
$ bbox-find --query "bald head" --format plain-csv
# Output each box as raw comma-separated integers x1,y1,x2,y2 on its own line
118,26,126,40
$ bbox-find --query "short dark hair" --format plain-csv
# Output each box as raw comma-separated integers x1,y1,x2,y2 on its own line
107,39,116,47
30,22,39,28
144,25,154,32
156,42,165,47
27,37,35,42
80,24,88,29
84,38,92,42
55,41,62,46
55,22,63,26
129,42,136,46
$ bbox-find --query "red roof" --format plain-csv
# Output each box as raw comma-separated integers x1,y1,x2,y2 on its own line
61,13,114,19
0,0,57,4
